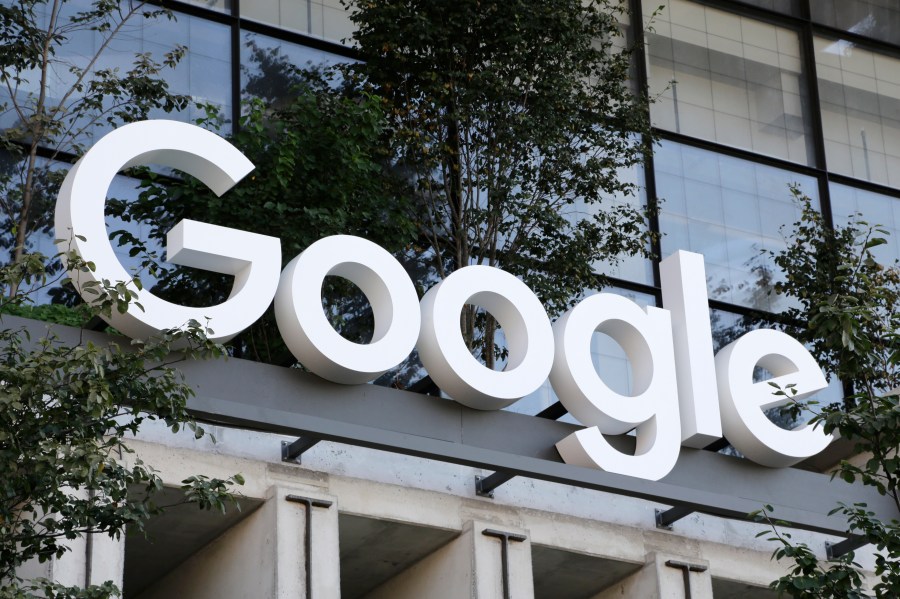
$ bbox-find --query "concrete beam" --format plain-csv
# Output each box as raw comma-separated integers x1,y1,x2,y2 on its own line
8,316,897,537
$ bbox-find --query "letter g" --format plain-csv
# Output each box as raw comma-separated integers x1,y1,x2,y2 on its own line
55,120,281,342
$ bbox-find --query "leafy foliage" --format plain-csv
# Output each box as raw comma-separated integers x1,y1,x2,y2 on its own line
756,189,900,598
0,250,243,599
117,51,415,366
0,0,192,281
345,0,656,365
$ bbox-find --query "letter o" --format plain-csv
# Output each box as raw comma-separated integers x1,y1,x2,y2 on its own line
417,266,554,410
274,235,420,384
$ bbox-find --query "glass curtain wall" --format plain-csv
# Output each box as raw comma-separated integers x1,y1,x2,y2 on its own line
7,0,900,414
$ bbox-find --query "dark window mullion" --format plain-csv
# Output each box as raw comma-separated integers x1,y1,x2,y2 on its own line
796,1,834,230
231,0,242,133
629,0,664,308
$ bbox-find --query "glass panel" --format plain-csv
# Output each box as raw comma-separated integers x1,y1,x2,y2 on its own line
732,0,801,16
510,288,657,423
0,4,232,148
643,0,814,164
241,0,355,45
183,0,231,12
570,163,654,286
240,31,352,104
811,1,900,47
0,155,158,306
815,37,900,187
830,182,900,265
655,141,819,312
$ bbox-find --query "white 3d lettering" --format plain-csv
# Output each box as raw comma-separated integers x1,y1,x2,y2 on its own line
55,121,834,481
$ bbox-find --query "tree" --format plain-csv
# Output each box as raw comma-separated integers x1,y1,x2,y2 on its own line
0,0,193,293
0,248,244,599
345,0,656,366
754,190,900,598
113,45,416,367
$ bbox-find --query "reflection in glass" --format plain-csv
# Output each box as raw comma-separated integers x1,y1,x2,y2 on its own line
240,31,351,105
643,0,814,164
511,289,657,423
0,5,232,147
811,1,900,47
830,183,900,265
815,37,900,187
566,163,654,286
655,141,819,312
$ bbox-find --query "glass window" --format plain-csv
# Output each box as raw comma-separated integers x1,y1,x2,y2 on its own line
240,31,352,104
655,141,819,312
811,1,900,47
183,0,231,12
643,0,814,164
566,163,654,286
241,0,354,45
0,5,232,148
830,183,900,265
732,0,801,16
815,37,900,187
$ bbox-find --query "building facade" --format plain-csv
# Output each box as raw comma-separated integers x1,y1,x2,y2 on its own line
10,0,900,597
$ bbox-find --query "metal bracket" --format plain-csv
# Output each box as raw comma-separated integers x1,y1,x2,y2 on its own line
482,529,527,599
826,535,869,560
655,505,695,530
665,559,708,599
475,472,515,498
474,402,568,498
281,437,320,463
286,494,333,598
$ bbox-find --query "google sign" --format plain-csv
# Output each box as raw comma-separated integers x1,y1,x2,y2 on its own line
55,121,833,482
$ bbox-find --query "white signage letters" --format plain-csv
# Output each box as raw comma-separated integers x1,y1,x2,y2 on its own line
275,235,420,384
418,266,555,410
660,251,723,448
55,120,281,342
715,329,831,467
551,294,682,480
55,121,834,482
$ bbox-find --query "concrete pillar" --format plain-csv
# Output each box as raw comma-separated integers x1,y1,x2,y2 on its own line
137,485,339,599
367,520,534,599
593,552,712,599
275,485,341,599
18,489,125,592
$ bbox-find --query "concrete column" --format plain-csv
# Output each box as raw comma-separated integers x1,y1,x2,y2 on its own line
18,489,125,592
593,552,712,599
137,485,338,599
367,520,534,599
274,486,341,599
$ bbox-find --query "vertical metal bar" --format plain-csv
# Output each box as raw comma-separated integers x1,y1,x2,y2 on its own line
665,559,708,599
231,0,242,134
861,129,871,181
671,81,681,134
286,494,333,598
482,529,527,599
